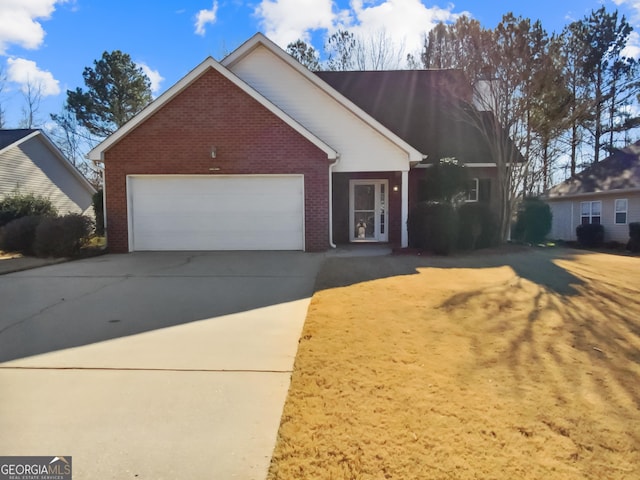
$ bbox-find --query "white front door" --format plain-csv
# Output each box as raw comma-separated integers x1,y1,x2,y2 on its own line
349,179,388,242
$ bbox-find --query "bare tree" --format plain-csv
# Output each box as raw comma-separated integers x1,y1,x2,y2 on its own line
19,79,43,128
0,65,6,128
355,29,406,70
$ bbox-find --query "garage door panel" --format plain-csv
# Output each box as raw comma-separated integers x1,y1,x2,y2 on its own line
129,176,304,251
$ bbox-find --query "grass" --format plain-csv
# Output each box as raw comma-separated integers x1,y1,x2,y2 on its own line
268,247,640,480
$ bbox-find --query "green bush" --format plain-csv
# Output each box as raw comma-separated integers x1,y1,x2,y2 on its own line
576,223,604,248
457,203,499,250
407,202,458,255
0,192,57,227
0,216,43,255
627,222,640,252
34,214,94,258
513,198,552,244
93,189,104,236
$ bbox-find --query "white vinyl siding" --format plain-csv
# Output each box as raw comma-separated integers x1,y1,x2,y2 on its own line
127,175,304,251
226,45,411,173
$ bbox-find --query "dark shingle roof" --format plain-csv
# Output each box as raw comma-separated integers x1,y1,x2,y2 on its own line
0,129,37,150
547,141,640,197
315,70,495,163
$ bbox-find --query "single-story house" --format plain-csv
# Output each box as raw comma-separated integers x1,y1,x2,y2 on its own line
0,129,96,216
545,140,640,243
89,33,500,252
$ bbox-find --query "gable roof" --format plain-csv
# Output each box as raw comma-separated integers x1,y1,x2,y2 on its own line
88,56,337,162
222,33,425,164
546,141,640,198
0,129,37,152
315,70,496,164
0,129,96,194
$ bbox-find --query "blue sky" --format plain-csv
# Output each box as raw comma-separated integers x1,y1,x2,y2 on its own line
1,0,639,130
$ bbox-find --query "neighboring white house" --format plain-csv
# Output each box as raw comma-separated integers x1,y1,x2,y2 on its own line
544,141,640,243
0,129,96,216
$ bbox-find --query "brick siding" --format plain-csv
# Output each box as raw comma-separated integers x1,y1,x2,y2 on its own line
104,67,330,252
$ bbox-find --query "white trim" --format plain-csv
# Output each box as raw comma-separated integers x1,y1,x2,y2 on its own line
88,57,338,162
414,162,497,169
221,33,424,164
614,198,628,225
580,200,602,225
401,171,408,248
349,179,389,243
466,178,479,202
126,174,305,252
328,155,340,248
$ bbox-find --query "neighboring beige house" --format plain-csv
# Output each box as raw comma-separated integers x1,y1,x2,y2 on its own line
545,141,640,243
0,129,96,216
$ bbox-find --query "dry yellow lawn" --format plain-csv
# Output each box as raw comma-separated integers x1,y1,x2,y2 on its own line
268,247,640,480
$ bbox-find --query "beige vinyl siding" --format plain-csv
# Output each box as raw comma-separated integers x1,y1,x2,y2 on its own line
547,192,640,243
0,137,94,216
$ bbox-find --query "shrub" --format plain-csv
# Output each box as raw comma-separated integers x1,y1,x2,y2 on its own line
0,192,57,227
420,158,469,203
457,203,499,250
576,223,604,248
34,214,94,258
93,189,104,236
407,202,458,255
627,222,640,252
512,198,552,244
0,216,43,255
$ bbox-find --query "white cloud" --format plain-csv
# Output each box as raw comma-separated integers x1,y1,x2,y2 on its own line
612,0,640,24
347,0,464,55
137,62,164,95
255,0,336,46
195,1,218,36
254,0,463,54
7,57,60,96
622,30,640,58
0,0,65,55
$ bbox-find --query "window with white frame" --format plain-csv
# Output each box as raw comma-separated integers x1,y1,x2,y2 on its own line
615,199,628,224
466,178,479,202
581,201,601,225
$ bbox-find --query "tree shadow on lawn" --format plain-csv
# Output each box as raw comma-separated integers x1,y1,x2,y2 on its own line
438,258,640,449
316,245,585,296
316,246,640,425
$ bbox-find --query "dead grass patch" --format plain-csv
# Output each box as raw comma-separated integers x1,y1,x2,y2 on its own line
268,248,640,479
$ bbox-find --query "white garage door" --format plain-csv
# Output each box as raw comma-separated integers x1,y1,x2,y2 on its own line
128,175,304,251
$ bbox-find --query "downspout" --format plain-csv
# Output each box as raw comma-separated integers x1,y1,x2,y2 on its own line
329,154,341,248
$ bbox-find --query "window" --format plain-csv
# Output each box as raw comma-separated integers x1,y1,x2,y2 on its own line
581,201,601,225
466,178,479,202
615,199,628,224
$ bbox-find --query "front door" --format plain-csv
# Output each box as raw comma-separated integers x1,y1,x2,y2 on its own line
349,180,388,242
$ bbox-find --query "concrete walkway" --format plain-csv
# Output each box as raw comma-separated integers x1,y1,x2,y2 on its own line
0,252,325,479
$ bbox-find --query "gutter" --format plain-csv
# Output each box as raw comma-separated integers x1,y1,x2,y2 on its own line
328,154,341,249
544,186,640,201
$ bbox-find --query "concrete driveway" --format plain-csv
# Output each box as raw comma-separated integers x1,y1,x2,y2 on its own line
0,251,325,479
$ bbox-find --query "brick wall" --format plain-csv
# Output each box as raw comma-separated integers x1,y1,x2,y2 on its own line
104,67,330,252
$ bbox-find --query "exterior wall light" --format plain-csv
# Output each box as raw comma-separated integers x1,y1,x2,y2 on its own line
393,185,399,192
211,146,217,158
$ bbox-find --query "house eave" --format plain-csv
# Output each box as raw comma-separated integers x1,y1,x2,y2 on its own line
88,56,338,162
544,186,640,200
